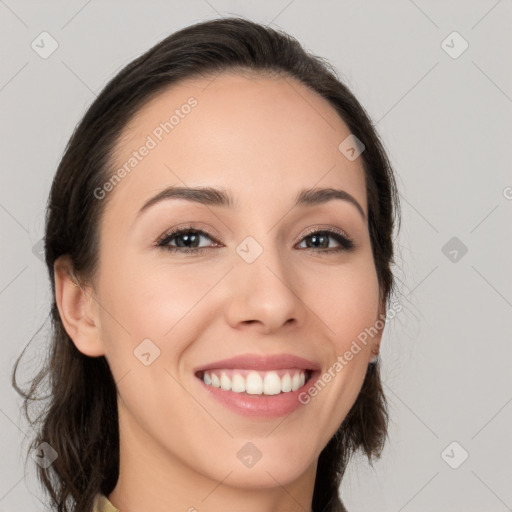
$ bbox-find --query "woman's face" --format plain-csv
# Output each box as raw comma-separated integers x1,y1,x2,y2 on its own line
81,72,383,493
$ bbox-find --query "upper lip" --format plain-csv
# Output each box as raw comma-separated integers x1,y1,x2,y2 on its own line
193,353,321,374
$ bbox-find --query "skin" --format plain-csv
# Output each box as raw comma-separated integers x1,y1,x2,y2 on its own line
55,71,384,512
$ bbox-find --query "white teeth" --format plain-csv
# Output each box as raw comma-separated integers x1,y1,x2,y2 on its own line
263,372,281,395
246,371,263,394
201,369,308,395
231,374,246,393
220,372,231,391
281,373,292,392
291,373,301,391
211,373,220,388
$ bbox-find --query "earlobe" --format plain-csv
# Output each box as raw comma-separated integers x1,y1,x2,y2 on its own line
369,302,386,364
54,255,105,357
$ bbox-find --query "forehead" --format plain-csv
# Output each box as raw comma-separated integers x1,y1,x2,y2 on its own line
106,71,366,215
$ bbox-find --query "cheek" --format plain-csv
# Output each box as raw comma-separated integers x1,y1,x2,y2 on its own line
308,255,381,352
94,252,219,367
300,255,380,414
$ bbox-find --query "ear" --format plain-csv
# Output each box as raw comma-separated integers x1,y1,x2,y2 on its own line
54,255,105,357
369,301,386,364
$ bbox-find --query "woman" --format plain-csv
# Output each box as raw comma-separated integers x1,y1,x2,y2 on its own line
13,17,401,512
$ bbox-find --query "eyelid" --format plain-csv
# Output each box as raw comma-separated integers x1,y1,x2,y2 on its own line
155,223,221,246
298,225,353,245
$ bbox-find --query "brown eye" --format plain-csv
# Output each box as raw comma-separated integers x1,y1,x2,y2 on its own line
157,227,218,254
297,229,355,253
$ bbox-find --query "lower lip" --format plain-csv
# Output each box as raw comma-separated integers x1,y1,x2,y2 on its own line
195,371,321,418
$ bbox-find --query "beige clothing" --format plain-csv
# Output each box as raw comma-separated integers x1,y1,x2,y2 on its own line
92,493,119,512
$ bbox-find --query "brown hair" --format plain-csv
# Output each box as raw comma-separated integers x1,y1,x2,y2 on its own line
12,17,401,512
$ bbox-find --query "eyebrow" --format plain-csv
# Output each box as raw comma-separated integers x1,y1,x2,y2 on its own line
137,186,366,220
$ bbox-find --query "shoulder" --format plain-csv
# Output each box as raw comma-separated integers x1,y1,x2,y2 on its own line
92,493,120,512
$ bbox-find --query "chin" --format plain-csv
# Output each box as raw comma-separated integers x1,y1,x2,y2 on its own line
201,446,317,490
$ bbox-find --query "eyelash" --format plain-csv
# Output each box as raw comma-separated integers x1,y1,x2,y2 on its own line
155,224,355,255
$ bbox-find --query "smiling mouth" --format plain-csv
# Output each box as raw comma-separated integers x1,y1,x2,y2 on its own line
195,368,314,396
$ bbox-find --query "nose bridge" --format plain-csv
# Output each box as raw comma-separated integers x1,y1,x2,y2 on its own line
223,228,304,331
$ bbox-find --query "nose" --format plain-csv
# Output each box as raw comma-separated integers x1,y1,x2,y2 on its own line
222,241,307,334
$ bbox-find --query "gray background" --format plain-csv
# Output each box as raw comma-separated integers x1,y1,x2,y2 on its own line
1,1,511,510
